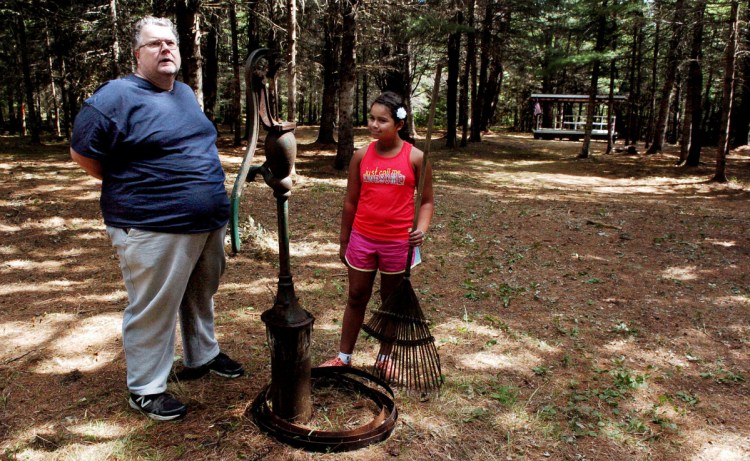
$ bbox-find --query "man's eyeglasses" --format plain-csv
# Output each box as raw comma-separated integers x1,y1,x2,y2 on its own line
138,39,178,51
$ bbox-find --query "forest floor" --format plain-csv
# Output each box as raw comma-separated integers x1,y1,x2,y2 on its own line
1,127,749,461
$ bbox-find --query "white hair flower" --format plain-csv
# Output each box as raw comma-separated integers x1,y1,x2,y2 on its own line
396,107,407,120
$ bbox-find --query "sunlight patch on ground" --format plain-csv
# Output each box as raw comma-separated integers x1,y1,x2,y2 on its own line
24,184,68,195
0,223,21,232
30,218,104,232
601,337,653,358
9,442,122,461
222,277,279,295
31,216,66,228
72,190,101,201
76,231,107,240
714,295,750,306
457,349,542,374
0,280,81,296
662,265,698,281
691,432,750,460
705,239,736,247
2,259,65,271
409,414,458,440
289,240,339,257
0,320,58,358
295,176,347,187
494,407,534,431
437,318,505,338
77,290,127,304
294,279,326,292
222,155,244,165
66,420,129,439
67,217,103,228
506,172,705,195
60,247,93,257
32,313,120,374
314,320,340,331
300,260,348,271
0,245,19,255
574,253,610,263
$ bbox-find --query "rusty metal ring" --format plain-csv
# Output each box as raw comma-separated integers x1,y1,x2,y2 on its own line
249,366,398,452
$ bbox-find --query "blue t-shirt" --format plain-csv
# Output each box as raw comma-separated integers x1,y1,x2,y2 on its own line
71,75,230,233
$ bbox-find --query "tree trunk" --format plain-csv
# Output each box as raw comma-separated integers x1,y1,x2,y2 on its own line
286,0,297,122
45,27,62,138
730,0,750,147
634,21,645,145
110,0,121,78
446,2,461,147
579,0,609,159
244,0,260,140
59,58,72,139
541,29,555,130
713,0,739,183
606,51,616,154
480,60,503,132
229,1,242,145
700,58,716,140
265,0,282,121
478,7,508,134
316,0,340,145
461,0,476,146
203,10,220,124
667,71,682,145
6,90,17,135
470,0,493,142
354,74,360,125
681,0,706,167
176,0,204,108
625,14,639,145
644,0,661,148
646,0,686,154
17,15,40,143
334,0,358,170
361,69,368,126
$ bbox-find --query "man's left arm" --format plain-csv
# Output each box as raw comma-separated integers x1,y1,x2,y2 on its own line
70,148,103,180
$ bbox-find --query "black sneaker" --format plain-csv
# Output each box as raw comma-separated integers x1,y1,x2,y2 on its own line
206,352,245,378
173,352,245,381
129,392,187,421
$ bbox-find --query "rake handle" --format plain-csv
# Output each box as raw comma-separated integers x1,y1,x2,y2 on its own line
405,63,443,279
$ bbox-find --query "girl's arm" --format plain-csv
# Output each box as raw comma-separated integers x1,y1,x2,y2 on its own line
409,147,434,247
339,147,366,262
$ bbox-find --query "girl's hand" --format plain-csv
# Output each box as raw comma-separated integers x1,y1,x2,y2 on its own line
408,229,426,247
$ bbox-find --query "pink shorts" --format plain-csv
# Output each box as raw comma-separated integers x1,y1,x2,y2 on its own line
345,230,409,274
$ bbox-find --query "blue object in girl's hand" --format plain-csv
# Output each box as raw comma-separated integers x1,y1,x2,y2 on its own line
411,246,422,269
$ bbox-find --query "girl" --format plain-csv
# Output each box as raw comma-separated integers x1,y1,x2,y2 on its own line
320,91,434,376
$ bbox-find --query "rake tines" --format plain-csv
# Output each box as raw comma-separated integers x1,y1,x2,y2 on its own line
363,279,442,393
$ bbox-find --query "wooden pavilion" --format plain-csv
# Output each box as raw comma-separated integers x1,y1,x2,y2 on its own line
531,93,628,141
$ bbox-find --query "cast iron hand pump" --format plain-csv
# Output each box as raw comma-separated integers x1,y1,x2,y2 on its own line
231,48,313,422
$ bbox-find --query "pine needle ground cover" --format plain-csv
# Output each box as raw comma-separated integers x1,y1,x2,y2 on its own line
1,128,749,460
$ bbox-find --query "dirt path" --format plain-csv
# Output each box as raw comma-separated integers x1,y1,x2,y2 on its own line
1,130,749,460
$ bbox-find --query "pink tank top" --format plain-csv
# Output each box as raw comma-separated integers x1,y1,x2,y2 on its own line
352,141,416,241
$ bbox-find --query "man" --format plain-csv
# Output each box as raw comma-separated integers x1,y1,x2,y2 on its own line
70,16,244,421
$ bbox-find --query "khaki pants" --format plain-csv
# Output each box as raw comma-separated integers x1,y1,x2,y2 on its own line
106,225,226,395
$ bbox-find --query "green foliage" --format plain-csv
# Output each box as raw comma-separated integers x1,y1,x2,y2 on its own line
700,365,746,384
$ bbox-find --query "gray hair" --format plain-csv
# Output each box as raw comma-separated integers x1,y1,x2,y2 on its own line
132,16,179,52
